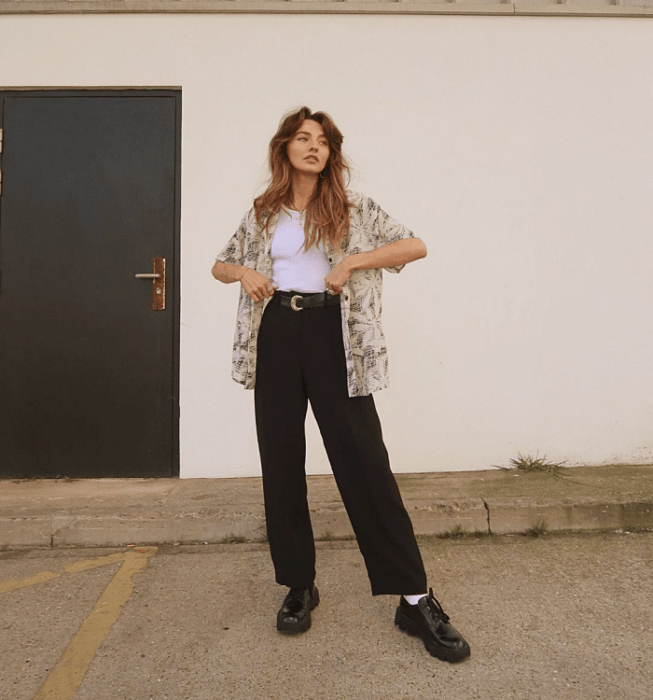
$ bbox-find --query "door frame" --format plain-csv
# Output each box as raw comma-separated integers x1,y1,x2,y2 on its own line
0,88,182,477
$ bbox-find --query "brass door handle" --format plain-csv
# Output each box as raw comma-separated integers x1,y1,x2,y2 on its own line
135,257,166,310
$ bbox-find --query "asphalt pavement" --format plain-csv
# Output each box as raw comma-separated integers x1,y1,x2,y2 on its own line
1,532,652,699
1,465,652,700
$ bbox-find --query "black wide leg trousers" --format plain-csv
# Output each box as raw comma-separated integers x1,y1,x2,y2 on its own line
254,295,427,596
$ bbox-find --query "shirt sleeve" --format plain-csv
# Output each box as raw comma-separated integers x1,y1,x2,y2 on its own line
366,196,415,274
215,208,254,267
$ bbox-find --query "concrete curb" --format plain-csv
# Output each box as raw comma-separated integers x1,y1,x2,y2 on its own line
2,467,652,548
484,497,653,534
2,495,652,549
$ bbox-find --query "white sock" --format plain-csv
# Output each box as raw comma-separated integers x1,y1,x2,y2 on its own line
402,593,427,606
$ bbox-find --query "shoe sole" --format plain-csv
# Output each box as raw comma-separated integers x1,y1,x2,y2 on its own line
394,607,471,663
277,587,320,634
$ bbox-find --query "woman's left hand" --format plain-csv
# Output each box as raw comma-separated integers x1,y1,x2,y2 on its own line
325,259,353,296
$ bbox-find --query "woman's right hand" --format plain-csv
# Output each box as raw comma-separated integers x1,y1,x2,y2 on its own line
239,268,277,302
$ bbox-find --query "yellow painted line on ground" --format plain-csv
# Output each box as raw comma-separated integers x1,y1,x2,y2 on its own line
0,547,157,594
64,550,134,574
34,547,157,700
0,570,61,594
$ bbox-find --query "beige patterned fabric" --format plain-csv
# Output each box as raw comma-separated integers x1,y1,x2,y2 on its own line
216,191,415,397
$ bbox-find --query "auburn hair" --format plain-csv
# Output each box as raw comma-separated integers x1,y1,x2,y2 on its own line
254,106,351,251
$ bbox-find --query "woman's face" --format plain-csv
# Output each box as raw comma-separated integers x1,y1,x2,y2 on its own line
286,119,330,176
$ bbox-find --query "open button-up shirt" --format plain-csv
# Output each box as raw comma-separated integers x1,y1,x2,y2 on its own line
215,191,415,397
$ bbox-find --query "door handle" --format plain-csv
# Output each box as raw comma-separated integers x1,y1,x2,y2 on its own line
135,257,166,310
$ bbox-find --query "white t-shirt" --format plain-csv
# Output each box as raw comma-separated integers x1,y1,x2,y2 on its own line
270,208,332,293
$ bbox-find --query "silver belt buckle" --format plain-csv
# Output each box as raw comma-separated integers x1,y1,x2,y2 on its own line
290,294,303,312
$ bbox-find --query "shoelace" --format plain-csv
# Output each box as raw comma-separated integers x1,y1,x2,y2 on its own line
283,587,309,614
287,587,308,601
423,588,450,624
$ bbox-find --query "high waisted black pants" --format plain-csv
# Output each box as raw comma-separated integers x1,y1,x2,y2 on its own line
254,295,427,596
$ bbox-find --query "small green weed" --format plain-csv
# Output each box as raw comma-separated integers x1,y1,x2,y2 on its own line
219,534,248,544
316,530,356,542
471,529,492,538
439,525,469,539
524,518,549,538
436,525,492,540
495,452,566,475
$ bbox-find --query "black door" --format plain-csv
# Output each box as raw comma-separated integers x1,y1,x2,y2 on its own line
0,90,180,478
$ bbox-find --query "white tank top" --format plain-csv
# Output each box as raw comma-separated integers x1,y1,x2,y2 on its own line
271,209,332,293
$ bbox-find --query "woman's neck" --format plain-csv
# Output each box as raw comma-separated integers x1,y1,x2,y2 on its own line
290,171,318,211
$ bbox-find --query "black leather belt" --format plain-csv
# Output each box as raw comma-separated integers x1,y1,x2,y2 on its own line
274,290,340,311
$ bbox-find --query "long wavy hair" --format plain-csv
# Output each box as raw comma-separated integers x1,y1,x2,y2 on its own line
254,107,351,251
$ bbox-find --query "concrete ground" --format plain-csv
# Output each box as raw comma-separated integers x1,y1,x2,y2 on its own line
1,531,652,700
1,465,653,548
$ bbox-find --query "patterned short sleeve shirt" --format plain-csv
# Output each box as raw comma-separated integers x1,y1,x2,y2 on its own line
215,191,415,397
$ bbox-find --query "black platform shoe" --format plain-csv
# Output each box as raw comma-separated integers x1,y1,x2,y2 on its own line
277,585,320,634
395,588,470,663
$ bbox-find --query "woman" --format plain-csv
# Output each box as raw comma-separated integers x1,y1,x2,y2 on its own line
212,107,470,663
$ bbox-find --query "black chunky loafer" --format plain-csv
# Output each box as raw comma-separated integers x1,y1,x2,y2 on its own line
395,588,470,663
276,585,320,634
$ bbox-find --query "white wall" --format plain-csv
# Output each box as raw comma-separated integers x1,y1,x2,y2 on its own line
1,15,652,477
